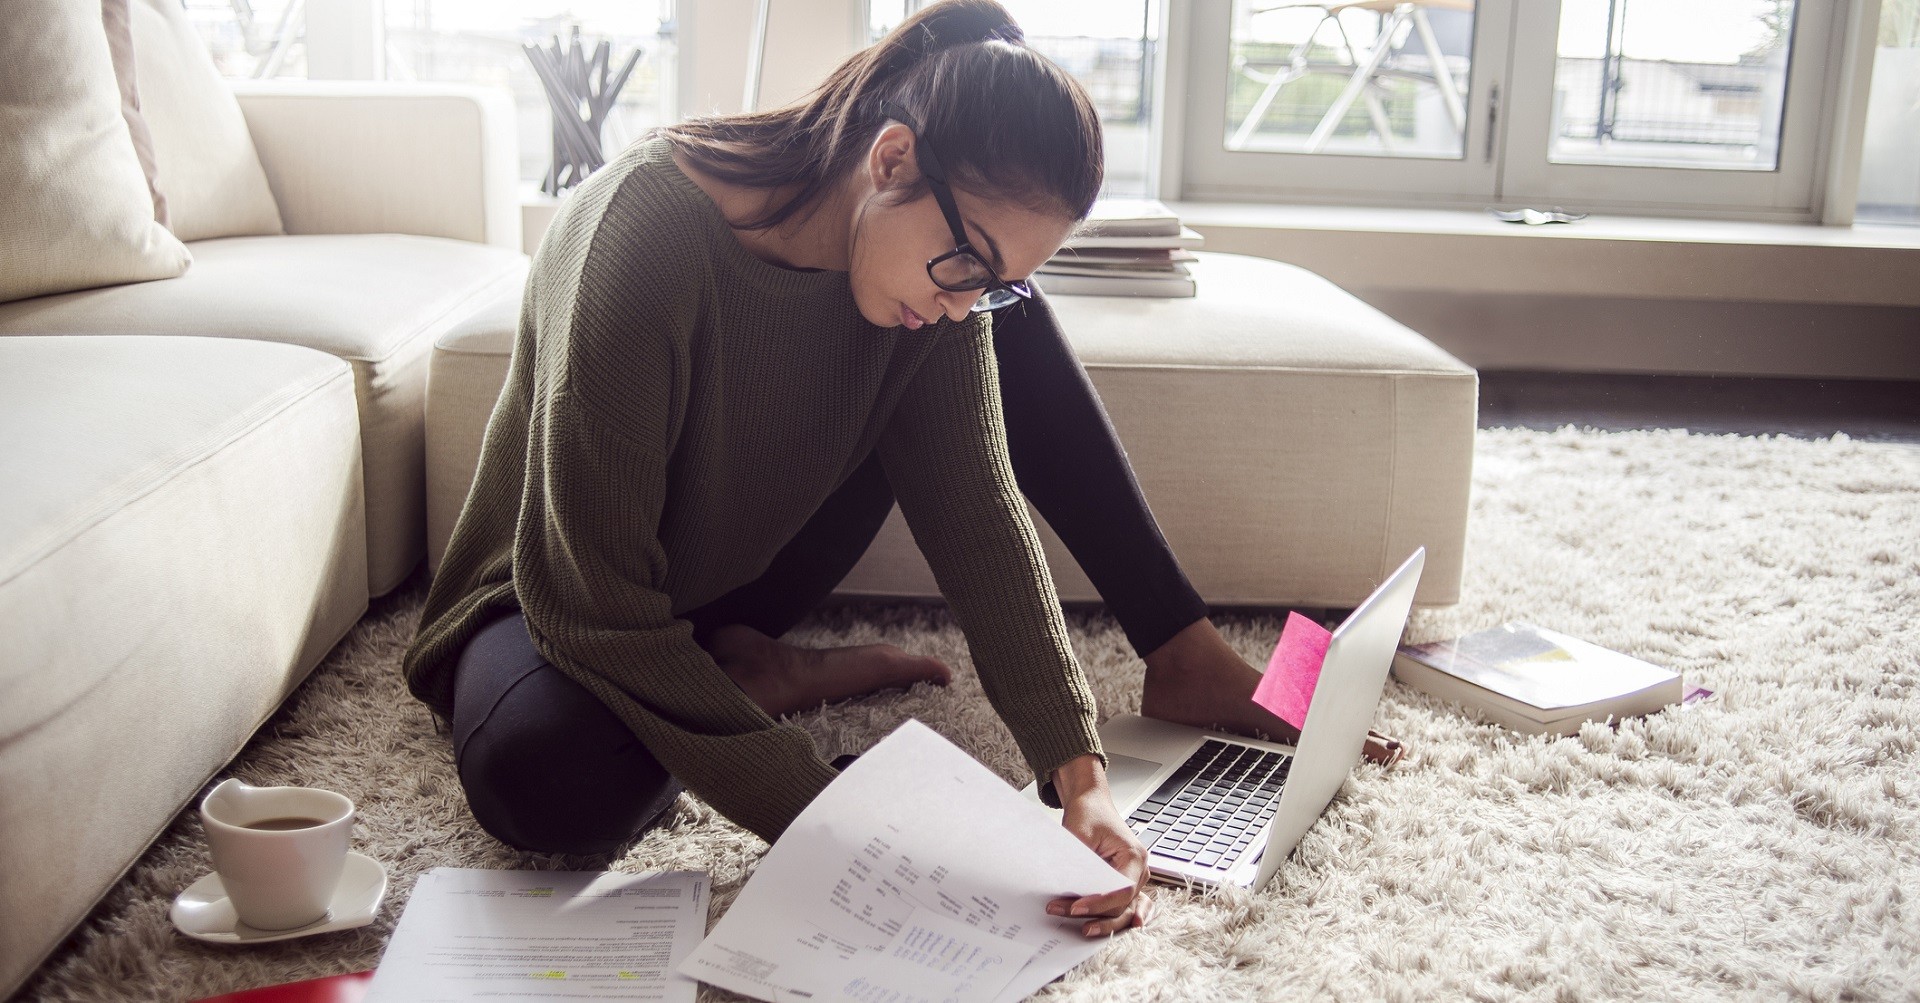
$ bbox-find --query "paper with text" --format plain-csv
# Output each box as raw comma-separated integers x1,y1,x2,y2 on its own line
364,868,707,1002
678,720,1132,1003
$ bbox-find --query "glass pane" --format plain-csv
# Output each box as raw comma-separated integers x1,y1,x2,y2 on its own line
1550,0,1795,170
385,1,678,186
183,0,308,78
1222,0,1477,159
868,1,1159,197
1856,0,1920,224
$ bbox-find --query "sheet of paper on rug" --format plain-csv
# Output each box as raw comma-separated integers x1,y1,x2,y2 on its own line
678,720,1131,1003
1251,610,1333,730
362,868,706,1002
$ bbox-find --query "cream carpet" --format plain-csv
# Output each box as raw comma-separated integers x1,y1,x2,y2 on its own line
20,426,1920,1002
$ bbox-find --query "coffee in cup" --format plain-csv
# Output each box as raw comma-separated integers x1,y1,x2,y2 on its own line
200,779,354,930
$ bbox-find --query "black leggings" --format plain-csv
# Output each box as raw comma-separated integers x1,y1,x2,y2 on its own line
452,289,1208,854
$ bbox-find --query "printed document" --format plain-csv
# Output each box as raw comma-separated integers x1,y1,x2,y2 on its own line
679,720,1132,1003
365,867,707,1001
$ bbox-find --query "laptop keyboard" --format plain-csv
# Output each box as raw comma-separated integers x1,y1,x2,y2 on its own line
1126,740,1292,872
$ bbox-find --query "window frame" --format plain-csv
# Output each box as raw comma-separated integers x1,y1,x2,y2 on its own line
1497,0,1845,222
1176,0,1516,208
1167,0,1866,221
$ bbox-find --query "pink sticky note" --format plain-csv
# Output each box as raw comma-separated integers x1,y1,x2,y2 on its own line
1251,611,1333,730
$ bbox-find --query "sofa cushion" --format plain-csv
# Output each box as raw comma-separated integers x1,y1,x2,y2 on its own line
0,234,530,594
127,0,283,241
0,0,191,303
0,335,366,996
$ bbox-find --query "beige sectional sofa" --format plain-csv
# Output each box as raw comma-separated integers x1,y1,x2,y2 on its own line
0,72,528,997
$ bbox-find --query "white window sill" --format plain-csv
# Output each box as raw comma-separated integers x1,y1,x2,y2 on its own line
1172,202,1920,309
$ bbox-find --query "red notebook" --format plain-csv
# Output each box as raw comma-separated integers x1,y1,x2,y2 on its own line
190,971,373,1003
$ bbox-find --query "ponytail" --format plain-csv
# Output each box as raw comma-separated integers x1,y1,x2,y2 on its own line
655,0,1102,232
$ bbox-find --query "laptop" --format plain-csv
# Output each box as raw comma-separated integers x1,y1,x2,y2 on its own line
1022,547,1425,893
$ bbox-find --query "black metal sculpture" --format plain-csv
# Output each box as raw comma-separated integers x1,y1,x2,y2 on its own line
524,26,642,196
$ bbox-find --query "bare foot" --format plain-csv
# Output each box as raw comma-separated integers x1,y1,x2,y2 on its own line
705,625,952,718
1141,618,1404,766
1141,618,1302,745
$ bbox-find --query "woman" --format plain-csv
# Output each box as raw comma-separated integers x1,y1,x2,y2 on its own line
403,0,1332,939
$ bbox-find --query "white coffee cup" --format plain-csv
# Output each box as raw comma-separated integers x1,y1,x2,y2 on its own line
200,779,354,930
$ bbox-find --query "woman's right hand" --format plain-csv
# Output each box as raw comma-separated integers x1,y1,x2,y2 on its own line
1046,755,1154,937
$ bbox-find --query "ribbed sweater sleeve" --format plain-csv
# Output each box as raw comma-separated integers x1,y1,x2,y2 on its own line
877,317,1105,807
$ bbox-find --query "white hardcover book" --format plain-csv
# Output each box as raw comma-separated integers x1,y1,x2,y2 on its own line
1050,247,1199,263
1391,623,1684,735
1078,198,1182,237
1034,271,1197,298
1063,227,1205,251
1038,261,1191,280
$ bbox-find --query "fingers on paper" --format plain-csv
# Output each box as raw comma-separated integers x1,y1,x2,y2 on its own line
1062,889,1128,917
1047,882,1152,937
1079,892,1153,937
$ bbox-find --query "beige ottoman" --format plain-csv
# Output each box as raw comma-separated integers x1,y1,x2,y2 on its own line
424,252,1476,610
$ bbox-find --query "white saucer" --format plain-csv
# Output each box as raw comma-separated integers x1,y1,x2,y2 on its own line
171,851,387,945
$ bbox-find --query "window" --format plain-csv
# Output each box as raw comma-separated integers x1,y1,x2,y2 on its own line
1856,0,1920,224
183,1,677,187
1221,1,1477,160
1545,0,1796,170
1179,0,1846,219
868,1,1161,197
184,0,307,77
387,2,677,187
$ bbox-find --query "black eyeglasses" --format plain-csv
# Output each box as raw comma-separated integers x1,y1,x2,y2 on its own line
880,101,1033,314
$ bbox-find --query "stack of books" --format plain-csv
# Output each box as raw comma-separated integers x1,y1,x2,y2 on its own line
1037,198,1202,298
1392,622,1708,735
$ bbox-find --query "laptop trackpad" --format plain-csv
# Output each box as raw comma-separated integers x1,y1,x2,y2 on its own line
1104,753,1164,808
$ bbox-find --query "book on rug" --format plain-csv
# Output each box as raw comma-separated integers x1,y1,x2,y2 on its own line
1392,622,1695,735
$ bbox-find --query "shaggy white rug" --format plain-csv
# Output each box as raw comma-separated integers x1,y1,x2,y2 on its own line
19,427,1920,1002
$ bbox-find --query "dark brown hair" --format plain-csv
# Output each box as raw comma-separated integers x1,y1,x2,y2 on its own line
654,0,1104,232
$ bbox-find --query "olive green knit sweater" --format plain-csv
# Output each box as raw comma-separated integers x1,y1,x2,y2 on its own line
403,137,1104,843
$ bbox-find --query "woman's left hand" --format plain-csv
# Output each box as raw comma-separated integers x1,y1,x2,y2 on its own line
1047,761,1154,937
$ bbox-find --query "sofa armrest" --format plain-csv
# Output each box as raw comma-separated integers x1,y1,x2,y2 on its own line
231,81,521,252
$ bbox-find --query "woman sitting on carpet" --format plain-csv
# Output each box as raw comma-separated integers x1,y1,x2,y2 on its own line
402,0,1342,938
